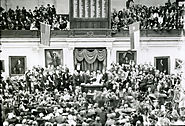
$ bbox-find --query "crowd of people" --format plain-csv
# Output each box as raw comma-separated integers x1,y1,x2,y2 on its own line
0,4,69,31
1,1,184,32
111,1,185,31
0,62,185,126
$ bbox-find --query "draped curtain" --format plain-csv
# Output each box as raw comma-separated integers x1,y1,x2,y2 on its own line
74,49,107,71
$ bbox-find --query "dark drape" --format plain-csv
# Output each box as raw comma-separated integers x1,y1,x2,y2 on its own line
74,49,107,71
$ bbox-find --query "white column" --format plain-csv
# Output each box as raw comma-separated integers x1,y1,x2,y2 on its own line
106,47,112,69
5,0,8,11
67,46,74,73
139,45,149,65
180,31,185,89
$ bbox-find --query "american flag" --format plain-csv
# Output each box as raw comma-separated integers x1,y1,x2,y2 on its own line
40,22,51,46
129,22,140,50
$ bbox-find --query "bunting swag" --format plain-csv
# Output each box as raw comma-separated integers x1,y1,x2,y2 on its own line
83,49,98,64
75,49,107,64
75,49,84,62
97,49,106,61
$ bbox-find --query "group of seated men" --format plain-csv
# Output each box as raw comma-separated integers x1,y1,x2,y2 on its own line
1,1,184,32
111,1,184,31
0,4,69,31
0,62,185,125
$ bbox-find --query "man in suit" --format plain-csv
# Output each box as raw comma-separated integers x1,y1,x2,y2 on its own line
102,69,108,84
62,68,70,90
25,70,32,93
84,70,91,84
73,70,81,87
79,71,85,84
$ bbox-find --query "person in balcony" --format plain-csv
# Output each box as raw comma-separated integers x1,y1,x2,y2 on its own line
23,20,31,30
21,7,27,17
112,1,183,31
30,20,38,30
33,7,39,17
0,20,8,30
59,17,67,30
46,4,52,17
65,19,70,30
13,20,22,30
42,8,47,19
39,5,45,12
15,6,20,19
51,5,56,16
8,8,14,18
7,20,14,30
35,17,40,29
27,9,33,19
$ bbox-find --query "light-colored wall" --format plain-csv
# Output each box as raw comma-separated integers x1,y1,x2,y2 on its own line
1,0,176,14
0,39,70,77
112,38,181,69
0,37,182,77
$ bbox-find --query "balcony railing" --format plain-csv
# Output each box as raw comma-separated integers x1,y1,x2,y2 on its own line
0,29,184,38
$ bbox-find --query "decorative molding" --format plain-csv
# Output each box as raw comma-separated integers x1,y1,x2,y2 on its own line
68,47,74,51
68,30,75,37
106,46,112,50
87,31,94,37
32,47,40,52
106,31,112,37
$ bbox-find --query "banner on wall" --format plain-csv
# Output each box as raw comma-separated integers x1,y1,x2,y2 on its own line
40,22,51,46
129,22,140,50
175,58,184,69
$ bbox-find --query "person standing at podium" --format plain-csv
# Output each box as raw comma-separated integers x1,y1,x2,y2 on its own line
73,70,81,87
84,70,91,84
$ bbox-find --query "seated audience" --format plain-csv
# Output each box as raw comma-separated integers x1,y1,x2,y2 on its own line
0,4,69,30
111,1,184,32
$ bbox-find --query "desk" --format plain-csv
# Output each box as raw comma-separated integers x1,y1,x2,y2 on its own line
81,83,104,93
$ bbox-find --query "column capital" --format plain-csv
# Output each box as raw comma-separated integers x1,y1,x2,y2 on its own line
68,46,74,51
106,46,112,50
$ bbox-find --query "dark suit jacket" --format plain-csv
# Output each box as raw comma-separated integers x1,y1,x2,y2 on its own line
62,73,70,88
73,73,81,86
84,74,91,84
